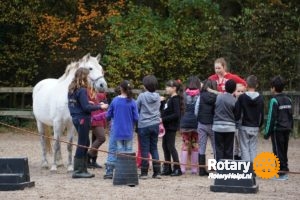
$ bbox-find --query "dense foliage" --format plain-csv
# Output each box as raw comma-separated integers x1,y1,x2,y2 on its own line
0,0,299,89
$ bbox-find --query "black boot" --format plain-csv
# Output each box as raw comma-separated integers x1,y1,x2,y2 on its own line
234,155,242,160
72,157,95,178
103,163,114,179
84,156,95,177
87,153,92,166
199,154,209,176
152,163,161,179
170,165,182,176
161,164,172,176
88,156,102,169
139,167,148,180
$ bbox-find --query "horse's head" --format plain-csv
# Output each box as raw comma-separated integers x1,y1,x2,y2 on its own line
79,53,107,92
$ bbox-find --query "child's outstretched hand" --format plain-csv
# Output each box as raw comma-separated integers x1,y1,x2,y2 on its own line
100,102,109,110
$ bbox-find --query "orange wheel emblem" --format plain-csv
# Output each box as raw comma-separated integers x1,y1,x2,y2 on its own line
253,152,280,179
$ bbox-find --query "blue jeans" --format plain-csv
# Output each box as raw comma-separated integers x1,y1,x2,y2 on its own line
72,117,91,158
116,140,133,153
138,124,160,170
106,121,117,165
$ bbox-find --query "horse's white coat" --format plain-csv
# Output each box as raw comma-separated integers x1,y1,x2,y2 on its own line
32,53,107,172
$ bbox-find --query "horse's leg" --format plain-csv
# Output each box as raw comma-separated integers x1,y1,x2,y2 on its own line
50,122,63,171
56,127,64,168
66,123,75,172
37,121,49,169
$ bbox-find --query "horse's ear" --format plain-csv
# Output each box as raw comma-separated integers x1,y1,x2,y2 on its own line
82,53,90,61
96,54,101,62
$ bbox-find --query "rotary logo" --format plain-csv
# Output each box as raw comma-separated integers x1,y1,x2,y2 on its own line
253,152,280,179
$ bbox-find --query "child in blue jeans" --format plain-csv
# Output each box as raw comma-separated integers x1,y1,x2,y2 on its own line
104,120,116,179
106,80,139,153
136,75,161,179
94,87,119,179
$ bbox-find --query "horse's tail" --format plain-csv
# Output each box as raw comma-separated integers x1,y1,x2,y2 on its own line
43,124,52,154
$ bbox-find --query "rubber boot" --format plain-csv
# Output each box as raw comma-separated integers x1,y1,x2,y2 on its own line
191,151,198,174
84,156,95,177
161,164,172,176
199,154,209,176
103,163,114,179
152,162,161,179
72,157,95,178
180,151,188,174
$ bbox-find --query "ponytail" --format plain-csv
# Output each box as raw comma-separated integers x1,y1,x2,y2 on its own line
120,80,133,100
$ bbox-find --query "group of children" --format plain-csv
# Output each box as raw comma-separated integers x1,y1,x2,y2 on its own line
67,57,293,181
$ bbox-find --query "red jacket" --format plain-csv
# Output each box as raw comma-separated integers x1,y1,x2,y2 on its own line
208,73,246,93
88,91,107,127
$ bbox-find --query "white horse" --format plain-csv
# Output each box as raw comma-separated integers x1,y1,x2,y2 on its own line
32,53,107,172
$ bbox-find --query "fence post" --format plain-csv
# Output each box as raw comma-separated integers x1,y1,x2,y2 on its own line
293,95,299,138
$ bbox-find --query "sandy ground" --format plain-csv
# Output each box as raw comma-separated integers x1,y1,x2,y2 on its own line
0,131,300,200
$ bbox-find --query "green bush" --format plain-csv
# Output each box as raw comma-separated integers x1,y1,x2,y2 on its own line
103,1,222,88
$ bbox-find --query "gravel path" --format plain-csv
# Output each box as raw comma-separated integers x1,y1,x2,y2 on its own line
0,131,299,200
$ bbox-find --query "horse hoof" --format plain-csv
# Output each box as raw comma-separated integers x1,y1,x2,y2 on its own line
41,162,49,169
67,165,73,172
56,160,64,167
50,165,57,171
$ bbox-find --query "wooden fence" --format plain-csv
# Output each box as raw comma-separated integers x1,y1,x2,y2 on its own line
0,87,299,136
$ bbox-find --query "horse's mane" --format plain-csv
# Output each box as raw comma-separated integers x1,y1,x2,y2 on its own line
58,61,79,81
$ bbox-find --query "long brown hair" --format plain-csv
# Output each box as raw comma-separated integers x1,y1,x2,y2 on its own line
166,79,185,114
68,68,90,94
87,85,97,100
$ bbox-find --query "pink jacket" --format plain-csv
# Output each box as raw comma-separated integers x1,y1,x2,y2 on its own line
88,92,107,127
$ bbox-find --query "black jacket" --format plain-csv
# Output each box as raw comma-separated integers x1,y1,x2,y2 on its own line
161,95,181,131
235,92,264,127
197,91,217,124
265,93,293,138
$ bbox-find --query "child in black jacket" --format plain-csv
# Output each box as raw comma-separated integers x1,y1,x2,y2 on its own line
265,76,293,181
161,80,184,176
235,75,264,162
196,79,217,176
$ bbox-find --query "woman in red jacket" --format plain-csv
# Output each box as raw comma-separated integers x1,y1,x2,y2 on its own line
208,57,246,93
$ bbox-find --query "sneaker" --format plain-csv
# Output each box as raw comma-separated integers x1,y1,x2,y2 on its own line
152,173,162,179
272,174,288,181
170,169,182,176
161,170,172,176
103,173,113,179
